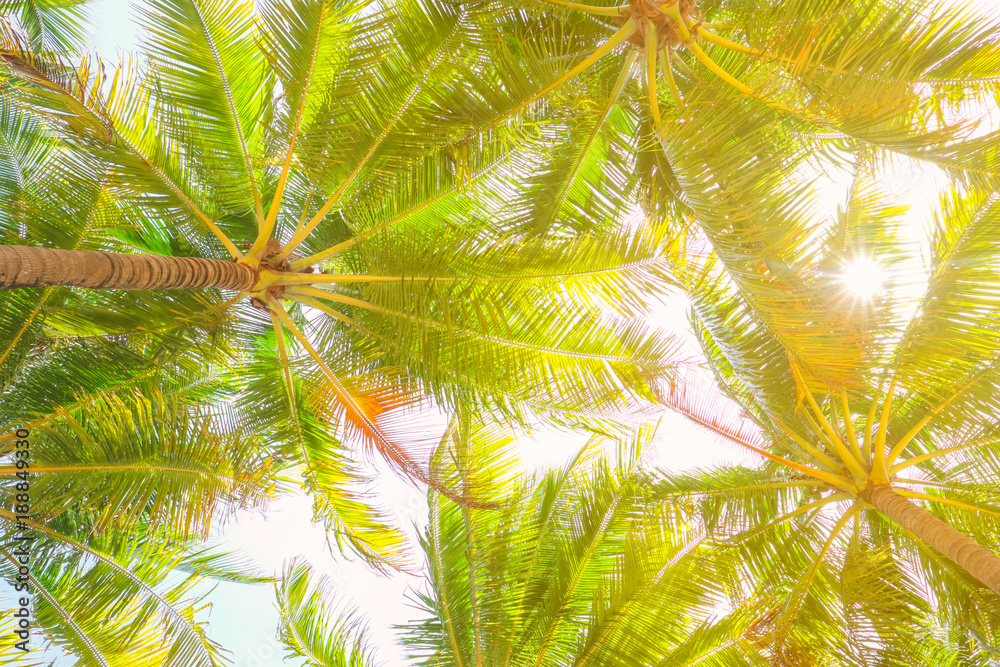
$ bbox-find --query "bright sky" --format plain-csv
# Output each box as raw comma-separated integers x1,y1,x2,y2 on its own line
45,0,996,664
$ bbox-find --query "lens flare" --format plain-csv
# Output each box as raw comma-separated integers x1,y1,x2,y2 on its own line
843,258,884,298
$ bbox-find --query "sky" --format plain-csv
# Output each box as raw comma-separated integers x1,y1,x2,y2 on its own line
23,0,994,664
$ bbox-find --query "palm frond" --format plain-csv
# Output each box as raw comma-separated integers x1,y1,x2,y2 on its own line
0,532,229,666
0,387,275,537
275,558,381,667
2,0,91,52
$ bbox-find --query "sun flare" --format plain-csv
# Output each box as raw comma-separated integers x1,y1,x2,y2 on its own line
843,258,885,298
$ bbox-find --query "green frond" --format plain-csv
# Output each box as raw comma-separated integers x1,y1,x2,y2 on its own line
0,533,230,666
0,611,46,664
275,558,382,667
177,547,275,584
893,179,1000,396
0,387,275,536
2,0,91,52
238,351,411,572
140,0,271,219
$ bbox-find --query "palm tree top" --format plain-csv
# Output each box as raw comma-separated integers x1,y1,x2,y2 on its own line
647,156,1000,657
1,0,682,575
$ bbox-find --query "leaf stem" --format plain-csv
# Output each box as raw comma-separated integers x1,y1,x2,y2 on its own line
871,379,898,484
840,392,862,464
659,46,684,108
288,293,358,327
890,436,1000,475
885,374,983,469
271,272,456,286
780,502,861,628
862,389,880,466
790,363,867,482
645,22,661,126
772,418,841,472
894,488,1000,518
735,492,852,542
246,0,327,264
533,0,628,16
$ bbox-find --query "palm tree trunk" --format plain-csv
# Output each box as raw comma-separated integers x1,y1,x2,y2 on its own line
0,245,258,291
864,484,1000,595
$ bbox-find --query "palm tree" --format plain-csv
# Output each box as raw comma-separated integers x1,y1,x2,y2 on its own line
134,412,991,666
273,420,768,666
653,164,1000,660
476,0,1000,303
500,0,998,131
0,0,678,563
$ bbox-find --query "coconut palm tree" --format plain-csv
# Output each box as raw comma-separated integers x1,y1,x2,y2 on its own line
3,0,997,662
475,0,1000,292
497,0,1000,134
402,419,757,666
651,161,1000,661
273,420,768,666
0,0,680,564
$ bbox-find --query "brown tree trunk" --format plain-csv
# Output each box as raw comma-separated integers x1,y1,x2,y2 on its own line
0,245,258,291
864,484,1000,595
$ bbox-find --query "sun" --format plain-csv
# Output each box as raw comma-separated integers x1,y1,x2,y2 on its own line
843,258,885,298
